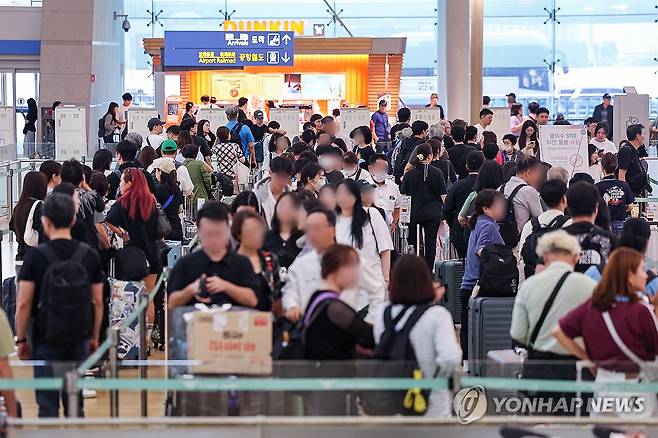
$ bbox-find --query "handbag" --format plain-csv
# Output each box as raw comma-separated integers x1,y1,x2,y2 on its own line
155,196,173,239
602,307,658,382
234,144,251,186
115,246,150,281
23,199,42,247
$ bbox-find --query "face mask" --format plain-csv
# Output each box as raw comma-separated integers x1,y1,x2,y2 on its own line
504,143,513,152
372,172,387,183
315,177,327,190
319,156,334,172
344,167,357,176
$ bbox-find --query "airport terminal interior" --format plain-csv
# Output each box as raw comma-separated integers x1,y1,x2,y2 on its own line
0,0,658,436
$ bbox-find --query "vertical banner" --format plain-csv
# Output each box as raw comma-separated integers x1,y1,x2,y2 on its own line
269,108,300,138
539,124,589,177
55,106,87,161
0,107,17,161
127,108,160,141
196,107,228,132
613,91,649,147
340,108,371,139
489,107,511,141
412,108,442,126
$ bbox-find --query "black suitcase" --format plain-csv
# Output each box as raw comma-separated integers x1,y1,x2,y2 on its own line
468,296,515,377
434,259,464,324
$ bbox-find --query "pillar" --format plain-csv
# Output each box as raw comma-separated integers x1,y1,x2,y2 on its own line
470,0,484,123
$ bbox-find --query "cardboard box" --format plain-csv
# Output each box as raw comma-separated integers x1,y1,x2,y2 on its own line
187,309,272,375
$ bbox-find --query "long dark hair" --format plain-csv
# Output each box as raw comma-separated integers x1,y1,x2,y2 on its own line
270,191,301,235
335,179,368,249
105,102,119,124
518,120,538,150
389,254,436,305
159,168,179,193
177,131,193,151
473,160,503,192
26,98,37,120
468,189,503,229
269,133,290,153
138,146,157,170
14,171,48,224
197,119,209,135
92,148,113,171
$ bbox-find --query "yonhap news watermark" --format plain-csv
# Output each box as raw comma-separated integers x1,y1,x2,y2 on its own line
453,386,649,424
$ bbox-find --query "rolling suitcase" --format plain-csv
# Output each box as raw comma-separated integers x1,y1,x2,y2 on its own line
434,259,464,324
468,296,515,377
109,279,146,360
165,240,182,268
1,277,16,333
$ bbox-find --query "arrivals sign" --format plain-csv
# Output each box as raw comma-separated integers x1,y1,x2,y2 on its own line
164,31,295,68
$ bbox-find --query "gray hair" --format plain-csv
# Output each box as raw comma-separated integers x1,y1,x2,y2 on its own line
224,105,239,120
429,123,445,140
547,166,569,185
125,132,143,147
535,230,581,258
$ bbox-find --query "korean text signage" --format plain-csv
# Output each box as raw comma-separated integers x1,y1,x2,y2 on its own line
539,125,589,177
164,31,294,68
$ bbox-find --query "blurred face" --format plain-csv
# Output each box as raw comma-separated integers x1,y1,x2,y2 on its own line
351,131,365,145
481,114,493,126
190,124,197,135
503,138,514,152
379,103,387,112
318,187,337,210
198,219,230,254
256,117,264,125
525,125,535,137
587,123,597,137
369,159,388,183
203,121,210,133
239,217,265,251
629,260,648,292
537,112,549,125
318,155,336,172
335,257,361,290
318,133,332,147
275,195,298,228
361,189,375,206
275,136,288,152
595,128,607,142
305,212,335,251
430,94,438,104
484,196,506,222
154,124,163,135
603,97,611,107
119,173,130,194
343,161,358,175
270,172,291,192
324,120,337,136
336,184,357,211
313,119,323,130
524,166,543,188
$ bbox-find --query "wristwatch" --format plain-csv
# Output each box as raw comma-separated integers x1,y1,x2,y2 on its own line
14,336,26,345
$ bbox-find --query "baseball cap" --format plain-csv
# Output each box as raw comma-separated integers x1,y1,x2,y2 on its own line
356,179,376,192
506,92,516,99
603,93,612,99
160,139,178,153
254,110,264,119
151,157,176,174
147,118,163,130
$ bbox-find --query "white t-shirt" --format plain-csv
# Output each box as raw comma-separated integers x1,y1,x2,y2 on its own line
474,122,489,142
342,167,374,185
591,137,618,154
336,207,394,319
261,186,277,227
143,134,165,150
374,178,401,226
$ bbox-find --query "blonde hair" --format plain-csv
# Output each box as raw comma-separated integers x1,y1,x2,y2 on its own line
535,230,581,258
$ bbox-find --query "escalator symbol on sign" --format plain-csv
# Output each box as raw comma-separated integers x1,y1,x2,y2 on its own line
267,52,280,64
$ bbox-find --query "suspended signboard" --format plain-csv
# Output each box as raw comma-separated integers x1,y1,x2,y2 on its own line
539,124,589,177
55,106,87,161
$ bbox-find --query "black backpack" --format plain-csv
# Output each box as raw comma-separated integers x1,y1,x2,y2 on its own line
498,183,527,248
254,141,265,164
228,123,244,148
98,117,106,139
37,244,93,344
478,244,519,297
360,303,433,416
521,215,570,278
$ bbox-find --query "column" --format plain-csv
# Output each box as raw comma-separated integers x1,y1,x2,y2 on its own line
470,0,484,123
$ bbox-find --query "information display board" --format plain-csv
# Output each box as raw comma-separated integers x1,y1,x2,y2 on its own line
539,124,589,177
489,107,511,141
340,108,371,139
196,107,228,131
164,31,294,68
0,107,16,162
127,108,159,141
54,106,87,161
412,108,442,126
269,108,300,138
613,90,649,148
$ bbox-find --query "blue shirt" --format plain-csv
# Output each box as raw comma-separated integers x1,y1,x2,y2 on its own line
370,111,390,142
460,214,505,290
584,265,658,296
226,120,255,159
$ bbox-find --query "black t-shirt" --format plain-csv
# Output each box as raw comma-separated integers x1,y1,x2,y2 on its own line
596,176,635,222
192,135,212,158
18,239,104,341
431,158,457,187
167,250,259,307
325,170,345,186
401,165,447,222
617,144,646,195
354,145,376,170
105,201,161,273
447,143,477,180
107,162,157,201
263,230,303,269
331,137,348,153
563,222,617,273
250,124,268,142
155,184,184,241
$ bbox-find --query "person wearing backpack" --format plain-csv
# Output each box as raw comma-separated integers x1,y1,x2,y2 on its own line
371,255,461,417
303,244,374,414
501,155,544,246
518,179,571,279
459,189,506,358
15,193,104,418
510,230,595,410
225,105,256,167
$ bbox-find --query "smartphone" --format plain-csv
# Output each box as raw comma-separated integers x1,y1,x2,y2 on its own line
198,275,209,298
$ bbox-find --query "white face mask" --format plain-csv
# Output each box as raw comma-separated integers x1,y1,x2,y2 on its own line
319,156,334,172
372,172,387,183
314,177,327,190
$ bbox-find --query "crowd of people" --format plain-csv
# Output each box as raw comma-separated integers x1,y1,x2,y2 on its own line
2,90,657,419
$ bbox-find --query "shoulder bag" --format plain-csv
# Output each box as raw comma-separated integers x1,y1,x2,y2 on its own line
24,199,42,247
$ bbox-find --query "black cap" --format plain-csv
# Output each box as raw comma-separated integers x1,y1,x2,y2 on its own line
356,179,376,192
603,93,612,99
254,110,264,119
506,92,517,99
147,118,163,129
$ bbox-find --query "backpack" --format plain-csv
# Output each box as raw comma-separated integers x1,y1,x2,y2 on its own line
360,303,433,416
36,244,93,344
498,183,527,248
228,123,244,148
521,215,569,278
254,141,265,164
98,117,106,139
478,243,519,297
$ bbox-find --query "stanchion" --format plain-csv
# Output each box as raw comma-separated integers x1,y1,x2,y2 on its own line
398,224,409,255
66,371,79,418
138,289,148,418
109,326,120,417
6,169,13,243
